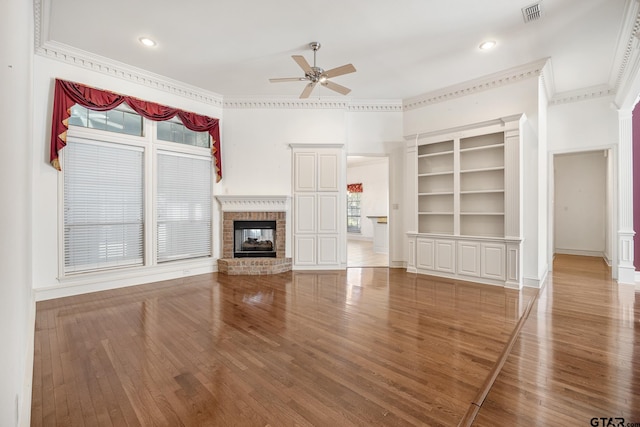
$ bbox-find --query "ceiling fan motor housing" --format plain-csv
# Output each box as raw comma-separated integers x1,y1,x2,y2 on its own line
307,66,325,83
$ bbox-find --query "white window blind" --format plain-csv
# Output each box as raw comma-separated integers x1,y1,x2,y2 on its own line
64,140,144,273
157,152,212,263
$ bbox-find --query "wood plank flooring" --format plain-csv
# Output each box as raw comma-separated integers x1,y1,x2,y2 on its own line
31,255,640,426
472,255,640,426
347,239,388,267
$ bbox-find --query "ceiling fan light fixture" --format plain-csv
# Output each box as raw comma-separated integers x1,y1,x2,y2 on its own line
479,40,496,51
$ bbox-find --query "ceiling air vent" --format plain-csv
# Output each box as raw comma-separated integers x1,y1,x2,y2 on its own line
522,2,542,23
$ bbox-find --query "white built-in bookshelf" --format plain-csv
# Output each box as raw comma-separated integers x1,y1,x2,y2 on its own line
407,115,524,288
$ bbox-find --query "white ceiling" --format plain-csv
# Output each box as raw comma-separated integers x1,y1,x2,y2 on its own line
42,0,628,101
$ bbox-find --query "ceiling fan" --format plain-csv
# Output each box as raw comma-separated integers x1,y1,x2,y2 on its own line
269,42,356,99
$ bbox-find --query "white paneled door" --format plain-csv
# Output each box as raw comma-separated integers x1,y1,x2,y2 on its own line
291,145,344,270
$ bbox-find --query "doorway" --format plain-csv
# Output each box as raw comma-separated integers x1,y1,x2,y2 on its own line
552,150,611,265
346,156,389,267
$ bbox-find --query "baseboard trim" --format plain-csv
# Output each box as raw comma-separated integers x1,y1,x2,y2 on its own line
35,261,217,301
20,291,36,427
524,264,550,288
554,249,604,258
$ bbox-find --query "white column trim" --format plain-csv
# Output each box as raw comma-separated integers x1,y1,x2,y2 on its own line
617,109,636,284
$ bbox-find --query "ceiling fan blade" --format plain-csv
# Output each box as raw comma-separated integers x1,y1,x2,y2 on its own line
292,55,312,73
322,80,351,95
300,82,316,99
324,63,356,78
269,77,307,83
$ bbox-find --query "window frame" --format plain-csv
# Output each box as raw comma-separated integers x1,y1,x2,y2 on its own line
58,113,213,280
347,191,362,233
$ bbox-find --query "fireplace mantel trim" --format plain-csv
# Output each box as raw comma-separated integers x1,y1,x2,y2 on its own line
215,195,290,212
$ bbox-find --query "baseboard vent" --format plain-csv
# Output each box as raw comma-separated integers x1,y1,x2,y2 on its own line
522,2,542,23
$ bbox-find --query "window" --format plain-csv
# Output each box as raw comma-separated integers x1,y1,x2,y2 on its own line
157,152,212,262
157,119,210,148
62,107,212,275
64,140,144,273
347,191,362,233
68,104,143,136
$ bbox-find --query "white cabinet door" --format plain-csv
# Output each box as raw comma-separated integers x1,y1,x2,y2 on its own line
294,236,316,265
294,152,316,192
318,236,339,265
292,145,344,269
318,153,339,191
317,194,339,234
416,238,435,270
457,241,481,277
435,240,455,273
294,194,316,234
481,242,506,281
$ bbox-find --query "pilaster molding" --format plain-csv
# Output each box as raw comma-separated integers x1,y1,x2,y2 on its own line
618,110,634,230
215,195,290,212
402,58,549,111
616,109,636,284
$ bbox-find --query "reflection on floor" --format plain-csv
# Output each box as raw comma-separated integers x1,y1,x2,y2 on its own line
347,238,387,267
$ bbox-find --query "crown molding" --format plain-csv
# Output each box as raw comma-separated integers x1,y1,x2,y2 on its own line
347,100,403,112
402,58,550,111
223,97,402,111
549,84,615,106
611,0,640,91
33,0,45,50
36,41,224,108
34,40,224,109
223,97,348,109
612,0,640,108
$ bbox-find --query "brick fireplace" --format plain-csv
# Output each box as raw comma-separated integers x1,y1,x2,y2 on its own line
216,196,291,275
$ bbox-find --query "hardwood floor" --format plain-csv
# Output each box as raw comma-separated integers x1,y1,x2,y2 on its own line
31,256,640,426
347,239,388,267
472,255,640,425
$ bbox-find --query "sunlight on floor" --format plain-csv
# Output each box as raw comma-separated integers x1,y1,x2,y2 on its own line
347,239,388,267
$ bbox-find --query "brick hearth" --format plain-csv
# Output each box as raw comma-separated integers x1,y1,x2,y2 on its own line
218,210,291,275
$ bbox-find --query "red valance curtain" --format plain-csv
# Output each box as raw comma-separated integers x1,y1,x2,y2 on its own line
347,183,363,193
49,78,222,182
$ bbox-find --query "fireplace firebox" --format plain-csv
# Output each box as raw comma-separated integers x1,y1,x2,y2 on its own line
234,220,277,258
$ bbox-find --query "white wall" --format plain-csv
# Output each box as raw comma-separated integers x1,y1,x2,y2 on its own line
1,0,34,425
347,159,389,239
548,97,619,152
217,107,346,196
347,110,403,154
536,77,549,282
554,151,607,256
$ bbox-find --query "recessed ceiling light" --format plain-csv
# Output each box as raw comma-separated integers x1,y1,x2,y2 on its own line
139,37,157,47
479,40,496,50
